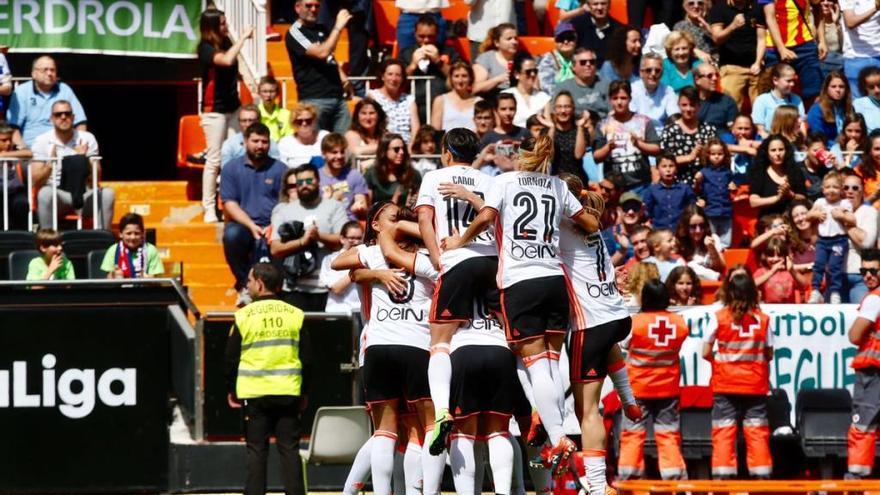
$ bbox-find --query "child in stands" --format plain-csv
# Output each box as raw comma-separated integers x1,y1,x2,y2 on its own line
101,212,164,279
695,138,735,248
754,237,797,303
642,153,697,230
410,126,440,175
665,266,702,306
26,228,75,280
807,171,855,304
643,229,685,282
752,63,805,138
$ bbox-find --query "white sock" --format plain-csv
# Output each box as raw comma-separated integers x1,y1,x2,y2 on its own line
524,354,566,444
403,442,423,495
370,432,397,495
526,444,552,495
428,345,452,413
393,447,405,495
474,439,488,493
488,432,514,495
583,450,607,495
343,436,373,495
510,435,527,495
515,357,538,409
548,350,566,412
450,434,476,495
422,432,448,495
608,362,635,406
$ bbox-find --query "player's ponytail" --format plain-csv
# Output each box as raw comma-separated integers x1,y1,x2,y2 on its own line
518,135,553,175
720,271,759,324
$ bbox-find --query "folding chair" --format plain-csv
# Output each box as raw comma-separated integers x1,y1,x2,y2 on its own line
300,406,372,492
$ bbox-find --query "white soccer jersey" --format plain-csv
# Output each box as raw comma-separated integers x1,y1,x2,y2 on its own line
482,172,584,288
450,299,509,351
559,222,629,330
358,245,437,350
415,165,497,271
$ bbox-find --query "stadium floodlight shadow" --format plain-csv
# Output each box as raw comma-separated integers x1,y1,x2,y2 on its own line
300,406,372,492
0,230,35,280
8,249,40,281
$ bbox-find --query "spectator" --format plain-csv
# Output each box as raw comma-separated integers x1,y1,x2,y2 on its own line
367,58,420,143
661,86,718,187
695,138,736,247
623,261,661,306
32,100,114,230
318,0,372,96
728,113,761,185
695,64,738,133
770,104,807,160
472,99,496,142
319,221,365,313
195,10,252,223
627,0,679,31
854,130,880,201
788,200,818,288
345,98,387,167
839,0,880,97
643,153,698,230
675,203,726,280
818,0,844,77
571,0,622,65
397,0,448,54
806,171,855,304
26,228,74,281
465,0,515,61
286,0,352,133
673,0,717,63
751,212,794,250
256,76,292,142
219,123,286,306
278,102,330,167
598,26,642,83
749,134,808,215
751,63,804,137
411,125,441,174
544,91,589,184
503,55,551,128
475,93,529,175
644,228,686,281
593,81,661,193
615,221,652,269
526,114,549,138
661,31,704,93
364,133,422,206
270,163,348,310
631,53,680,129
831,113,868,168
0,51,10,120
473,23,520,98
666,265,702,305
317,133,369,219
853,66,880,132
537,22,579,95
221,105,281,168
598,170,626,234
431,61,479,131
401,14,460,125
758,0,824,102
8,55,88,148
709,0,762,110
101,212,164,279
843,171,878,302
807,71,853,145
554,48,611,119
0,123,32,230
800,131,834,201
754,237,798,302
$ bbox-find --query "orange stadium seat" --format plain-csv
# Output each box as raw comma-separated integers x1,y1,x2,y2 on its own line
723,248,758,273
544,1,560,36
519,36,556,57
177,115,206,171
447,37,471,62
373,0,400,48
441,0,469,21
610,0,628,25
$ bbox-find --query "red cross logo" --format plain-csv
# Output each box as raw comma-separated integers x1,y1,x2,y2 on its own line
733,319,761,338
648,317,676,347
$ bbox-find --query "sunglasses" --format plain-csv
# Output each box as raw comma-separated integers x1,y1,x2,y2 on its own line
390,146,405,153
641,67,662,74
53,111,73,118
556,33,577,43
698,72,719,79
861,268,880,276
523,68,538,76
296,178,315,185
844,185,862,191
294,118,315,126
622,203,641,213
576,59,597,66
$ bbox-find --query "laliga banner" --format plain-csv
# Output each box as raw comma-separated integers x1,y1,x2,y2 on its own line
675,304,859,404
1,1,203,58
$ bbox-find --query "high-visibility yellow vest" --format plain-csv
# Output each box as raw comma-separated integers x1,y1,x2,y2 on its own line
234,298,305,399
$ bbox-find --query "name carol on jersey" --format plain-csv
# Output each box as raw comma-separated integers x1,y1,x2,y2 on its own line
0,354,137,419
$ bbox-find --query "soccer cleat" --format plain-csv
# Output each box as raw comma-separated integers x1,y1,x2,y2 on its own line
623,403,643,421
527,410,548,447
548,436,578,477
428,409,454,455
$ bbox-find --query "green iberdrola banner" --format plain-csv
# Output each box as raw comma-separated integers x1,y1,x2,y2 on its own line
1,0,203,58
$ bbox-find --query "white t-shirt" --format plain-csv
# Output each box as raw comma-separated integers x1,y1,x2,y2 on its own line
501,87,552,129
814,197,853,237
857,292,880,321
840,0,880,58
415,165,497,272
450,299,508,350
849,204,879,273
320,250,361,314
559,222,628,329
359,244,438,350
483,172,583,288
278,130,329,167
31,129,100,187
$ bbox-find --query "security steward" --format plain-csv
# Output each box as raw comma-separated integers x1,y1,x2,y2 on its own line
225,262,311,495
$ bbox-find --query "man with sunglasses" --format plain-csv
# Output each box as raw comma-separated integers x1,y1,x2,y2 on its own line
846,248,880,479
538,23,579,95
270,163,348,310
221,104,281,169
554,47,610,119
694,64,738,133
570,0,621,66
630,53,680,129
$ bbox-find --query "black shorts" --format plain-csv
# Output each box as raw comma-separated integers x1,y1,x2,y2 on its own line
363,345,431,405
431,256,500,323
450,345,517,419
501,276,570,343
568,317,632,383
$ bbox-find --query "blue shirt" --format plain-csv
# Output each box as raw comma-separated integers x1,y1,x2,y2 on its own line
219,156,286,226
598,60,639,84
854,96,880,134
806,103,844,145
751,91,804,130
220,132,280,168
642,181,697,229
698,165,733,218
7,81,87,147
660,58,702,93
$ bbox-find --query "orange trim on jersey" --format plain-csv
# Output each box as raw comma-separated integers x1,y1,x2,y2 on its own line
450,433,477,440
572,327,583,383
487,430,512,439
500,288,513,339
414,204,434,212
452,411,514,422
374,430,399,440
547,350,561,361
561,265,587,330
360,283,372,322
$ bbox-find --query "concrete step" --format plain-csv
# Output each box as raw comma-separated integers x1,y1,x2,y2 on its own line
114,200,203,226
181,264,233,287
187,283,238,309
103,181,190,202
158,243,226,264
156,223,224,244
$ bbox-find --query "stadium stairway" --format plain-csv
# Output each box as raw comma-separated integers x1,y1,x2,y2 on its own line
104,180,238,312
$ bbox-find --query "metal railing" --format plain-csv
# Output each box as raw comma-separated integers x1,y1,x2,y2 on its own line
213,0,268,81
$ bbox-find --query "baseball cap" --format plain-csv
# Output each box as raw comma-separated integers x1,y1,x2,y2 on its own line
554,22,576,37
619,191,643,205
